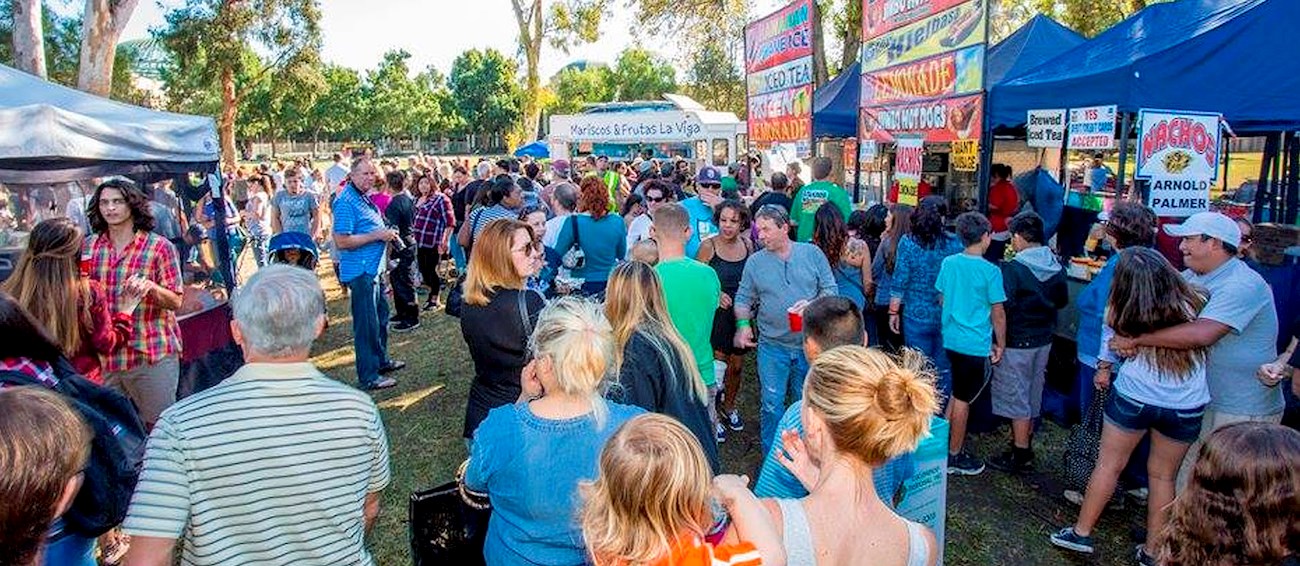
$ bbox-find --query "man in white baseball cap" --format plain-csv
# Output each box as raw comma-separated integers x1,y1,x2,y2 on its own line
1109,211,1281,487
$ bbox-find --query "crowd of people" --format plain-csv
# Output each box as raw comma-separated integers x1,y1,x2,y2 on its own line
0,148,1298,566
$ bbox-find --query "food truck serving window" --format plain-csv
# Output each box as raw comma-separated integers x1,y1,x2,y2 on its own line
712,139,729,166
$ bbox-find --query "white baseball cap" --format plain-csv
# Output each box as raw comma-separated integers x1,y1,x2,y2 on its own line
1162,211,1241,248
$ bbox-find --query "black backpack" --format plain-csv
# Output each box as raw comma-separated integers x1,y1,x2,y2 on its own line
0,358,147,537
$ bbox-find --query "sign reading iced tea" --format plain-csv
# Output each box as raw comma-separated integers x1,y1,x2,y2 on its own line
746,0,816,155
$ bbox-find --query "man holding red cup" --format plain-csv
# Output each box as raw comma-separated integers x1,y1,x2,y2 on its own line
734,205,839,454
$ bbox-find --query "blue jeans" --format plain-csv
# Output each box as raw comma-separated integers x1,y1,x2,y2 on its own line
44,520,95,566
348,275,391,388
903,317,951,406
756,342,809,454
450,234,467,269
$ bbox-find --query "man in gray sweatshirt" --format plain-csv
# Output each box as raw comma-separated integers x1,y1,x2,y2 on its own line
989,211,1068,473
734,204,838,454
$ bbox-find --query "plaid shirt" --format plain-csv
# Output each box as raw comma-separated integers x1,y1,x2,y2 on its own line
411,193,454,249
88,231,183,372
0,357,58,388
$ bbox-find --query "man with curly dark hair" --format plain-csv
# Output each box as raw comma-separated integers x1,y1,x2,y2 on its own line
86,177,183,430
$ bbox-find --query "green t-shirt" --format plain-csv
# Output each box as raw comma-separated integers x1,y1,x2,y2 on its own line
791,180,852,242
655,257,722,386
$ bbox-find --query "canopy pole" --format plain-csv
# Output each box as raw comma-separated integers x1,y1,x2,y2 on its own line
1116,112,1131,200
1253,133,1278,224
852,105,863,204
1285,132,1299,224
1222,136,1230,194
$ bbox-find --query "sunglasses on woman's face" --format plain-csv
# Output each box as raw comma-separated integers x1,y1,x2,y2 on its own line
646,194,665,202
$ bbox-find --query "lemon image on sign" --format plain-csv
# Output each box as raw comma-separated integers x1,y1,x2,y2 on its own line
1163,150,1192,174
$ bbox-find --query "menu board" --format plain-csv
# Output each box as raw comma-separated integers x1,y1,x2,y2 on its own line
746,0,816,156
894,135,925,205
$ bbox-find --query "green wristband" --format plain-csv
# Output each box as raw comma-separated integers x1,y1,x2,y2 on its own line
736,319,752,329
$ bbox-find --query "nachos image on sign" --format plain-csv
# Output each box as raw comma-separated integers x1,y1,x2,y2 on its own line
1135,109,1222,180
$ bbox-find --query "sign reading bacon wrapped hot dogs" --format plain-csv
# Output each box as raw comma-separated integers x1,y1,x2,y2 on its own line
860,93,983,143
746,0,816,155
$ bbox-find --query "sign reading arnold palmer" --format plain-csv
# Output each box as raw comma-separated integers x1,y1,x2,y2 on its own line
745,0,815,154
1136,109,1224,218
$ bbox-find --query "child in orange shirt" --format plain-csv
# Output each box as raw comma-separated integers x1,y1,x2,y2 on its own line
581,413,786,566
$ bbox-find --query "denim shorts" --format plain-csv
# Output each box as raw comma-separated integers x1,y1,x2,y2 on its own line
1104,388,1204,444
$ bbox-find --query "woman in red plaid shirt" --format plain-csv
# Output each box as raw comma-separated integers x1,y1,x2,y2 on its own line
85,178,184,429
412,172,454,311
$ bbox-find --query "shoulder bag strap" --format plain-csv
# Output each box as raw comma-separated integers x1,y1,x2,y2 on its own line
517,290,536,338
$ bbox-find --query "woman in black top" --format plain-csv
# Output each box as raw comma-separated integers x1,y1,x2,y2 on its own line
603,261,719,472
696,199,753,436
458,218,545,440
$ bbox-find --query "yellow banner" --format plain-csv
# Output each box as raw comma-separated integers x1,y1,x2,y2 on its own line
951,139,978,172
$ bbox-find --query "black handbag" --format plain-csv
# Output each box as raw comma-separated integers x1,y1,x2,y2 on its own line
1063,385,1109,491
409,462,491,565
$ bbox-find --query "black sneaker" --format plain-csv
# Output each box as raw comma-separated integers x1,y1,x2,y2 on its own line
378,360,407,374
947,452,986,476
715,422,726,444
988,449,1035,474
364,377,398,391
391,320,420,333
726,409,744,432
1049,527,1095,554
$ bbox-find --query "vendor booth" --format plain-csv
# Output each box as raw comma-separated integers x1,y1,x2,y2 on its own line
546,95,746,165
0,62,240,399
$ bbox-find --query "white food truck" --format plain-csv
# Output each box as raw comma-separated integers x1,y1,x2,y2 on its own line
547,94,747,166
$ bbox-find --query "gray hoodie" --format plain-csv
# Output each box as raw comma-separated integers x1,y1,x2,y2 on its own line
1012,245,1062,282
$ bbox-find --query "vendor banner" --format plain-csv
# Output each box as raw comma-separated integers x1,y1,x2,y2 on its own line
1026,108,1066,148
860,0,986,72
1135,109,1222,181
1147,176,1211,217
951,138,978,171
747,56,814,97
745,0,814,73
748,84,813,145
861,93,983,143
1067,105,1117,150
861,45,983,106
894,134,924,205
864,0,969,40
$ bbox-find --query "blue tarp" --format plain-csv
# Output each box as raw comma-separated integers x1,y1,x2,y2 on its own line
812,15,1082,138
513,141,549,158
991,0,1300,134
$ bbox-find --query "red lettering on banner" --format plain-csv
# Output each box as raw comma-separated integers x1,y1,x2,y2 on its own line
1140,117,1219,170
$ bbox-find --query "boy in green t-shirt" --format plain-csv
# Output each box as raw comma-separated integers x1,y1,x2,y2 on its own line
935,212,1007,476
791,156,851,242
651,203,723,438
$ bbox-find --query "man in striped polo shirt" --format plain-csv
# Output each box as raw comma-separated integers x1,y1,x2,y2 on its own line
122,265,391,565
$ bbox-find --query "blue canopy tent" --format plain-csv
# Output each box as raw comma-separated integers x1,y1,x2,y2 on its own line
813,62,860,139
990,0,1300,134
513,140,549,158
986,15,1085,90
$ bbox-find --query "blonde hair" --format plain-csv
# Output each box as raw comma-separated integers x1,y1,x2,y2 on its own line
464,219,533,306
804,346,938,466
581,414,713,566
603,261,706,403
531,296,615,426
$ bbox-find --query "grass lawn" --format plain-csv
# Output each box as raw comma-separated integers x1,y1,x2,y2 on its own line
304,263,1147,565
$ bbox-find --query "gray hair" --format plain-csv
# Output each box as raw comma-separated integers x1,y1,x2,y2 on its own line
552,182,578,213
231,265,326,357
475,161,492,179
755,203,790,227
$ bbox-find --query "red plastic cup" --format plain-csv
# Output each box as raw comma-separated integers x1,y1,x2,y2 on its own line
787,305,804,332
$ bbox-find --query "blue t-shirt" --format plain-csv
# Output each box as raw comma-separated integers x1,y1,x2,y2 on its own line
834,263,866,311
464,401,644,566
331,184,387,284
890,233,963,325
935,253,1007,356
551,213,627,283
680,196,718,259
754,401,915,505
1075,254,1119,368
1183,258,1282,416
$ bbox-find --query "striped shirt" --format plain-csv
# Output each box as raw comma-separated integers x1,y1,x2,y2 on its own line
87,231,183,372
123,362,391,565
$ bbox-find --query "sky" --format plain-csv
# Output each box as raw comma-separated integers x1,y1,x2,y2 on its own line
117,0,787,79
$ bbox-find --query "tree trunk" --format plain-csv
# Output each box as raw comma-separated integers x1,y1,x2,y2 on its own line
11,0,46,79
220,67,239,169
811,0,829,86
512,0,543,144
839,0,862,73
78,0,140,95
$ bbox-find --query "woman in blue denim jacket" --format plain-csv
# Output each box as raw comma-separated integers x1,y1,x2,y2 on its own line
889,196,963,401
464,297,644,566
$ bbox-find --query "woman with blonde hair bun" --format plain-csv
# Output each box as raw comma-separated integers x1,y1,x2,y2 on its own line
464,297,645,566
764,345,939,566
581,413,785,566
604,261,718,472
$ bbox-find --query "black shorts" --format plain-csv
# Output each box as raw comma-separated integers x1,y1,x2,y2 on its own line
945,349,990,404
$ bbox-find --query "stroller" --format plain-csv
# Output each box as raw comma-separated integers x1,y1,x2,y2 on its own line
267,232,319,271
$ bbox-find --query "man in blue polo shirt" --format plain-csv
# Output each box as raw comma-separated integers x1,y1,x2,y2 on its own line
680,166,723,258
332,157,405,390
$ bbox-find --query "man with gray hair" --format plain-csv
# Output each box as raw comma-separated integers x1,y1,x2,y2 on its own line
734,204,838,454
122,265,392,566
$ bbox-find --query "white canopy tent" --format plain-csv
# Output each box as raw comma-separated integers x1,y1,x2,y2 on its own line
0,63,219,184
